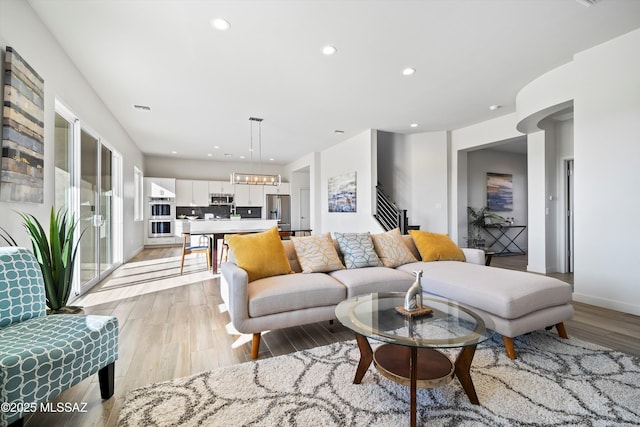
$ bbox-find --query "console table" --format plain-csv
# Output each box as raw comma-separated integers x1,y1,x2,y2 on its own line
485,224,527,256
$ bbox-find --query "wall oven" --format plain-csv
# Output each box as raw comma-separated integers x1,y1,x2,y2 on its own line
147,197,176,241
149,198,175,219
148,219,173,238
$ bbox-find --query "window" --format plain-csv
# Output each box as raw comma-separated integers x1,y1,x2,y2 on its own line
134,166,144,221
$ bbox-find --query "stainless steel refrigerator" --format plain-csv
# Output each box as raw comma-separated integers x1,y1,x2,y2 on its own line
266,194,291,231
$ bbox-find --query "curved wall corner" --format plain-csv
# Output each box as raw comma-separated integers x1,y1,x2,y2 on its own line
516,61,575,133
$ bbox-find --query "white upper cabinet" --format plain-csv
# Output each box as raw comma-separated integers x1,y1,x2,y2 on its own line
175,179,209,206
234,185,264,207
145,177,176,198
264,182,290,195
175,179,192,206
209,180,234,194
192,180,209,206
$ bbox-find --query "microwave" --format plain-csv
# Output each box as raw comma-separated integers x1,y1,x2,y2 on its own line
210,194,234,205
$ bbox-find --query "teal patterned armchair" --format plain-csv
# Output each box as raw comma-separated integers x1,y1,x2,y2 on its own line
0,247,118,427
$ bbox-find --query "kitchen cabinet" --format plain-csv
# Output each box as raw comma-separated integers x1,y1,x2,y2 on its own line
264,182,290,195
175,179,209,206
209,180,234,194
175,180,192,206
192,181,209,205
144,177,176,198
234,185,264,207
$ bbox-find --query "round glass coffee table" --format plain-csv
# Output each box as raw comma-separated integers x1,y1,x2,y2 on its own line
335,292,493,427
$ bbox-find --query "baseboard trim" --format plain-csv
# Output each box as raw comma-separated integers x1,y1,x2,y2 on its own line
573,293,640,316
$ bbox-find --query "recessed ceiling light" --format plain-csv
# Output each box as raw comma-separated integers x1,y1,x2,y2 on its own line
322,45,337,55
489,104,502,111
214,145,220,149
171,151,177,154
207,153,213,157
402,68,416,76
334,130,344,134
211,18,230,31
239,155,246,159
410,123,418,128
133,104,151,112
269,158,275,161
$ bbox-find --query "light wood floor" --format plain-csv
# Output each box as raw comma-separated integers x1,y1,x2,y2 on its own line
23,249,640,427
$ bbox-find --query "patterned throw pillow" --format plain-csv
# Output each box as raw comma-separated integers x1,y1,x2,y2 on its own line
408,230,466,262
334,232,383,269
291,233,345,273
371,228,418,268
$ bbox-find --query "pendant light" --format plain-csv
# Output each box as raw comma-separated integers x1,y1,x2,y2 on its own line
230,117,281,186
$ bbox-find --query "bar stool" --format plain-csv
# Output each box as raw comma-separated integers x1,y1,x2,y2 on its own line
180,233,211,275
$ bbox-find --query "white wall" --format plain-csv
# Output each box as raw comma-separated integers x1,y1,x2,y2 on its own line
285,151,321,234
526,131,548,273
320,130,381,233
0,1,145,260
516,62,575,133
514,28,640,314
376,131,411,210
467,148,528,249
572,28,640,315
407,131,449,233
556,119,574,158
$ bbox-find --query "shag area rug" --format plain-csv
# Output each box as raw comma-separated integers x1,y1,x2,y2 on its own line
118,332,640,426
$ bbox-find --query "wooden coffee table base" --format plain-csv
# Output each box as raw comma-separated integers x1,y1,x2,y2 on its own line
353,333,480,427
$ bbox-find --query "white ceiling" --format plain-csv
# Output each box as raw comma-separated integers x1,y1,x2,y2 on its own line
27,0,640,165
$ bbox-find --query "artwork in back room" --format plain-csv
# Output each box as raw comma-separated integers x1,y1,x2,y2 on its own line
486,172,513,212
328,171,357,213
1,46,45,203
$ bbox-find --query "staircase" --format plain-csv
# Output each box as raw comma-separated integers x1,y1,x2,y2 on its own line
374,185,409,234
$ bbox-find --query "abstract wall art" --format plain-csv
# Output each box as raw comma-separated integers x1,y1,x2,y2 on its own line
486,172,513,212
2,46,45,203
328,171,357,212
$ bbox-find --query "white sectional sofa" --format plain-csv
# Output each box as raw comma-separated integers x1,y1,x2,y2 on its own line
220,235,573,359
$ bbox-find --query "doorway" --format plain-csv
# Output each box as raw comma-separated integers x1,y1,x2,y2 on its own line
299,188,310,230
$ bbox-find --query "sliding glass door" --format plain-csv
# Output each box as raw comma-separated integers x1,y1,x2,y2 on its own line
55,102,120,295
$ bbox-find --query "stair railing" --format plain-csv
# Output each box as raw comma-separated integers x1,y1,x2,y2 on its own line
374,186,408,234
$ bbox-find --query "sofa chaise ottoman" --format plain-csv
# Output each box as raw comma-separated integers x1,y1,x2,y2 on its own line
220,229,573,360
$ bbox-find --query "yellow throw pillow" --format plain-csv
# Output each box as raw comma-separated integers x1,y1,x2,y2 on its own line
225,226,293,282
408,230,466,262
291,233,345,273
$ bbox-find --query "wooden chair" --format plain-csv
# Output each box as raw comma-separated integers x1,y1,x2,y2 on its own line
180,233,211,275
278,230,292,240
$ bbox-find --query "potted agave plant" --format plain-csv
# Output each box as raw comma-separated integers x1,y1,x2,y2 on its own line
19,208,84,314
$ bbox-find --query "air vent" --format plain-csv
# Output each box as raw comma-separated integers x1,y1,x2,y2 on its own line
133,104,152,112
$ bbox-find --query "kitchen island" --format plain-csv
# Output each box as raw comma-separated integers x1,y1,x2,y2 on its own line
175,219,278,272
